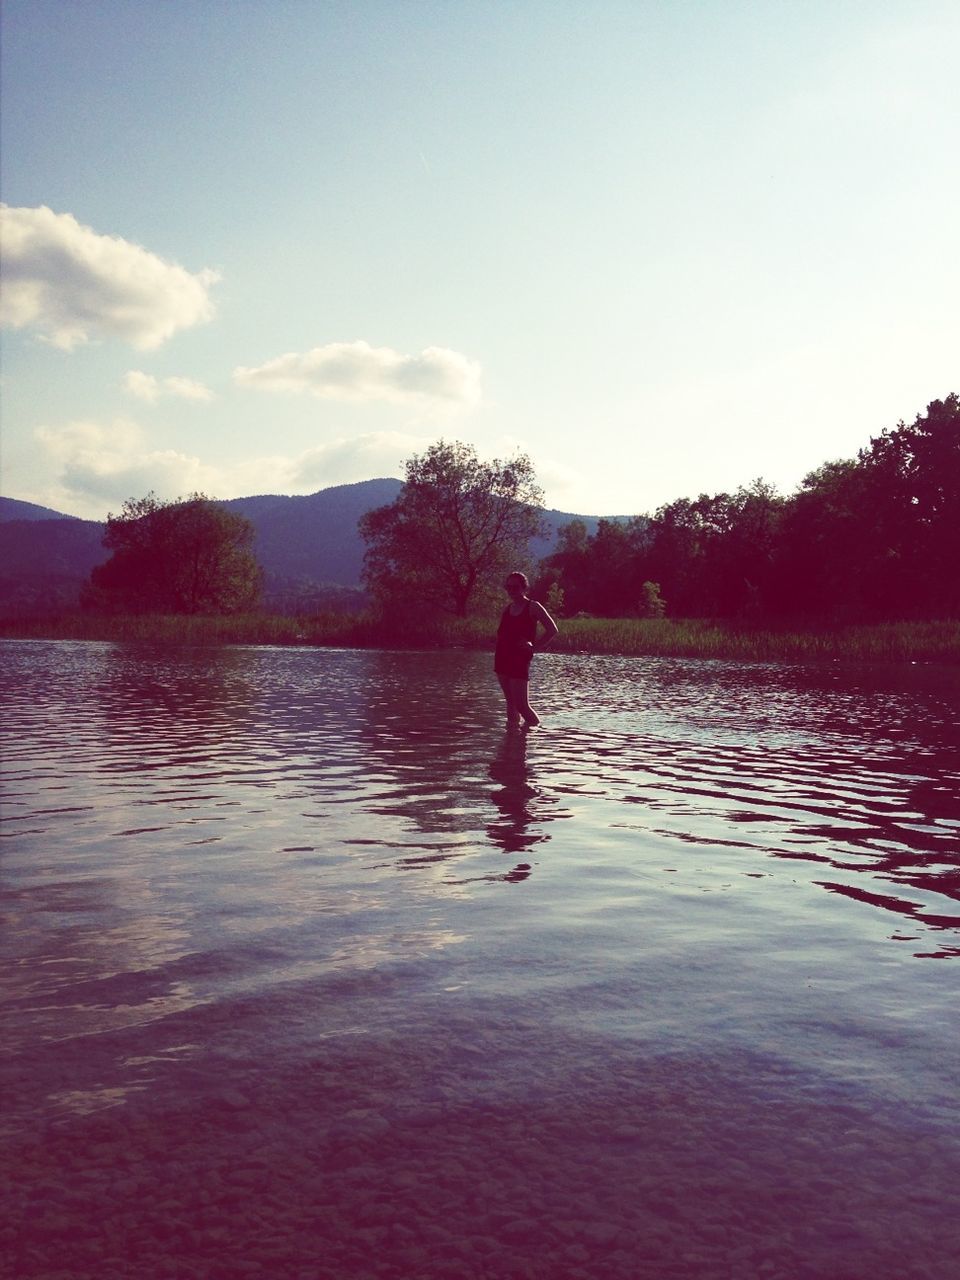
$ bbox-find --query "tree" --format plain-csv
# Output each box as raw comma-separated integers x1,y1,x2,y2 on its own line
539,519,591,614
359,441,545,617
642,496,712,616
83,492,262,614
772,460,872,620
706,480,783,617
858,394,960,618
587,518,645,616
633,482,782,619
540,516,649,616
772,395,959,621
639,581,666,618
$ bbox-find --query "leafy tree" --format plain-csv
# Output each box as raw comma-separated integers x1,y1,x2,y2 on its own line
639,581,666,618
641,496,712,616
772,460,872,619
587,518,648,615
83,493,262,614
537,396,956,624
858,394,960,618
773,395,959,621
543,579,565,616
359,440,545,617
706,481,784,616
539,520,591,614
540,516,649,615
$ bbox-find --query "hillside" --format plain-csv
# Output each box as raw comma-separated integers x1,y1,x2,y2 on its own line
224,479,403,589
0,517,107,614
0,479,626,615
0,497,80,522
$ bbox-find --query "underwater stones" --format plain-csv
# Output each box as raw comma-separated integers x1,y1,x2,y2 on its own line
212,1089,251,1111
581,1220,621,1247
328,1108,391,1144
499,1216,539,1242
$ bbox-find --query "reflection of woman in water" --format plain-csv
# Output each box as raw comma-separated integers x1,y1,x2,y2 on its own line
488,730,541,864
494,571,559,731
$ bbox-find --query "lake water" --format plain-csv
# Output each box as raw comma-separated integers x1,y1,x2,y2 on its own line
1,638,959,1280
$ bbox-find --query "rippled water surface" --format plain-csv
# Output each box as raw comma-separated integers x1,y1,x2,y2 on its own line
2,639,959,1280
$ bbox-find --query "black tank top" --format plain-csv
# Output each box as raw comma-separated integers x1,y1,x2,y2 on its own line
497,600,537,651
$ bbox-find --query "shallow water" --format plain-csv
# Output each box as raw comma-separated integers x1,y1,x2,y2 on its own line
1,638,959,1280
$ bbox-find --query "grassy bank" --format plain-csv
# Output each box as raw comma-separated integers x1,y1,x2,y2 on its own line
2,612,959,664
554,617,960,663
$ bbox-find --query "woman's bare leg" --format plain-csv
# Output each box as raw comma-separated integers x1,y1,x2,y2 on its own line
510,677,541,727
498,675,522,730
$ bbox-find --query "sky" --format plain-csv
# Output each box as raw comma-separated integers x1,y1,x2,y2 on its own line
1,0,957,520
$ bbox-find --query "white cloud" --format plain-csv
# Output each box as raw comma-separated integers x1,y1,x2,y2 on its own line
164,375,215,401
123,370,215,402
0,205,219,350
288,431,429,488
123,371,161,402
34,419,429,516
31,417,585,521
36,419,214,508
234,340,481,407
535,458,581,508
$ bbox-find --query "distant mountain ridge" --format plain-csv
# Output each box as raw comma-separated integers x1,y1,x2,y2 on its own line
0,497,81,522
0,480,627,615
223,479,404,589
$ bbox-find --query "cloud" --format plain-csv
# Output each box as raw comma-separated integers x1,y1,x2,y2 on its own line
0,205,219,350
34,419,429,517
123,371,215,402
36,420,214,507
535,458,580,507
32,418,580,521
234,341,481,407
164,376,215,401
123,372,161,402
288,431,429,488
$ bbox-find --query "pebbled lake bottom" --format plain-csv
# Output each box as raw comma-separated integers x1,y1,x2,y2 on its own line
1,639,959,1280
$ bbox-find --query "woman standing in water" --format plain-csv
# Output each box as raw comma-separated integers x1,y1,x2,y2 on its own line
494,572,559,730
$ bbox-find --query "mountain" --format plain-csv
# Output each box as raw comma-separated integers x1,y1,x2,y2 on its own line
0,479,629,615
223,478,403,589
0,497,80,522
0,515,106,614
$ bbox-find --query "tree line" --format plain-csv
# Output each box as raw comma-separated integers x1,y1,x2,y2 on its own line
535,395,958,623
82,394,957,625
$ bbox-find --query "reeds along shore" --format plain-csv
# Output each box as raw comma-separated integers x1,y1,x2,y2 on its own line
1,613,959,664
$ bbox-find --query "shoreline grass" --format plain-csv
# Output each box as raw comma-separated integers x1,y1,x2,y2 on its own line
1,612,958,664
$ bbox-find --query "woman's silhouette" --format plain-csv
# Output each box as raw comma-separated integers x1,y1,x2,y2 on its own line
494,571,559,731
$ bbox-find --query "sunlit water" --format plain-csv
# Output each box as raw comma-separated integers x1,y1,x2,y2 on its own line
2,638,959,1280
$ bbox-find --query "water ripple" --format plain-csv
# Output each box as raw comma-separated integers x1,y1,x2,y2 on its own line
2,640,958,1067
3,639,960,1280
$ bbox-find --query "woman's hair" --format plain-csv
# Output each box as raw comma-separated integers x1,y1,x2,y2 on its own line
505,571,529,589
